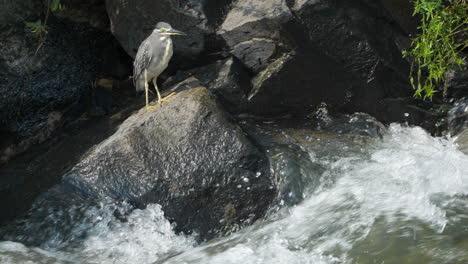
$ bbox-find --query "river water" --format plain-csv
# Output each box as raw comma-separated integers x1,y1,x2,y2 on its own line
1,123,467,264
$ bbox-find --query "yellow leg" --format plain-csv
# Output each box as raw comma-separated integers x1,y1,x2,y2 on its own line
144,70,157,111
152,78,176,105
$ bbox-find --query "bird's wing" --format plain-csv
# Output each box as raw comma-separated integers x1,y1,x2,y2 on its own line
133,38,152,84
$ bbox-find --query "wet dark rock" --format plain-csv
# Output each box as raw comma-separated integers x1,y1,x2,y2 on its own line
0,89,142,224
51,0,110,31
378,98,440,132
268,144,322,206
163,57,251,113
217,0,412,117
0,14,132,164
218,0,292,46
447,98,468,136
240,116,382,208
231,38,278,73
0,0,41,27
105,0,232,64
63,84,275,240
245,51,351,115
218,0,293,72
379,0,419,36
324,113,388,138
106,0,416,121
455,128,468,155
445,66,468,100
294,0,411,113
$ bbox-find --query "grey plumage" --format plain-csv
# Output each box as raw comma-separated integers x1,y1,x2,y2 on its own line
133,22,185,109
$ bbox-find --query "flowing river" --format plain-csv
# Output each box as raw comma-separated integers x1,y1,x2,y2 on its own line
1,122,468,264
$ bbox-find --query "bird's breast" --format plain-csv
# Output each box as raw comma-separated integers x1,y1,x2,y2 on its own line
160,38,173,66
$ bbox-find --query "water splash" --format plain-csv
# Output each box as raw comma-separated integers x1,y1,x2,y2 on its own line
0,204,195,264
1,124,468,263
164,124,468,263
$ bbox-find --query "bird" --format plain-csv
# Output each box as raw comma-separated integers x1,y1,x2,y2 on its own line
133,22,186,111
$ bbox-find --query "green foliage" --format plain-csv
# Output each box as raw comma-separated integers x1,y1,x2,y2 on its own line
50,0,63,12
403,0,467,99
25,20,48,39
25,0,63,39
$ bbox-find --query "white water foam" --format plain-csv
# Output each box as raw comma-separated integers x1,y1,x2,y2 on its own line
163,124,468,263
1,124,468,263
1,204,195,264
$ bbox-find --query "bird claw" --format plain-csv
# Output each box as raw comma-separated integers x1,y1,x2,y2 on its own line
144,105,158,112
157,92,176,105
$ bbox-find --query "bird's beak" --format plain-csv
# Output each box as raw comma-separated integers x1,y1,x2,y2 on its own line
166,29,186,36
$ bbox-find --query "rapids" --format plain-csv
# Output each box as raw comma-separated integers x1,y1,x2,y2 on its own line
1,123,468,264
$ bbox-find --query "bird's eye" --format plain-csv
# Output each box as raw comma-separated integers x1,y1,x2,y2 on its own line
160,28,169,32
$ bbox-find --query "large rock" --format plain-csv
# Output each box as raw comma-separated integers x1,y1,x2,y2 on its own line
105,0,233,62
0,16,130,164
445,66,468,99
218,0,293,73
240,112,386,207
50,0,110,31
0,0,134,165
63,84,275,240
0,0,41,27
379,0,419,36
218,0,412,116
455,128,468,155
163,57,251,113
447,98,468,135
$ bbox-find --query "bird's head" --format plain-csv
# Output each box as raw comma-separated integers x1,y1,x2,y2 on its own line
154,22,186,36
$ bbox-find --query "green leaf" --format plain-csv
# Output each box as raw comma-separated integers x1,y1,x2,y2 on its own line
403,0,467,99
51,0,62,11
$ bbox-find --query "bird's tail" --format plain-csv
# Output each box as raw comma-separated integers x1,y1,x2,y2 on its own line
134,76,146,92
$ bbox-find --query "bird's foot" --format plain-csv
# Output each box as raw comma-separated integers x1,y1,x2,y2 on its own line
157,92,176,105
144,105,158,112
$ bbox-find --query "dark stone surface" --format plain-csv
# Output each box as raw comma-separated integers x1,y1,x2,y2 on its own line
218,0,293,47
62,85,275,240
455,128,468,155
0,86,141,224
0,14,132,164
445,66,468,100
163,57,251,113
51,0,110,30
324,112,388,138
0,0,41,27
379,0,419,36
447,98,468,135
231,38,278,73
218,0,412,117
217,0,292,72
378,98,440,133
106,0,226,60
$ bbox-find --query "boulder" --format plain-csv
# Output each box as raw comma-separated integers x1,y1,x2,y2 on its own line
63,84,275,240
105,0,233,62
218,0,292,47
379,0,419,36
218,0,292,73
455,128,468,155
445,66,468,99
447,98,468,135
231,38,278,73
0,7,132,164
163,57,251,113
50,0,110,31
377,98,440,133
240,113,386,207
218,0,412,117
0,0,41,27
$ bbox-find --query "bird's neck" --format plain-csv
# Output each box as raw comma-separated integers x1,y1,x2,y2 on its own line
156,34,171,43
